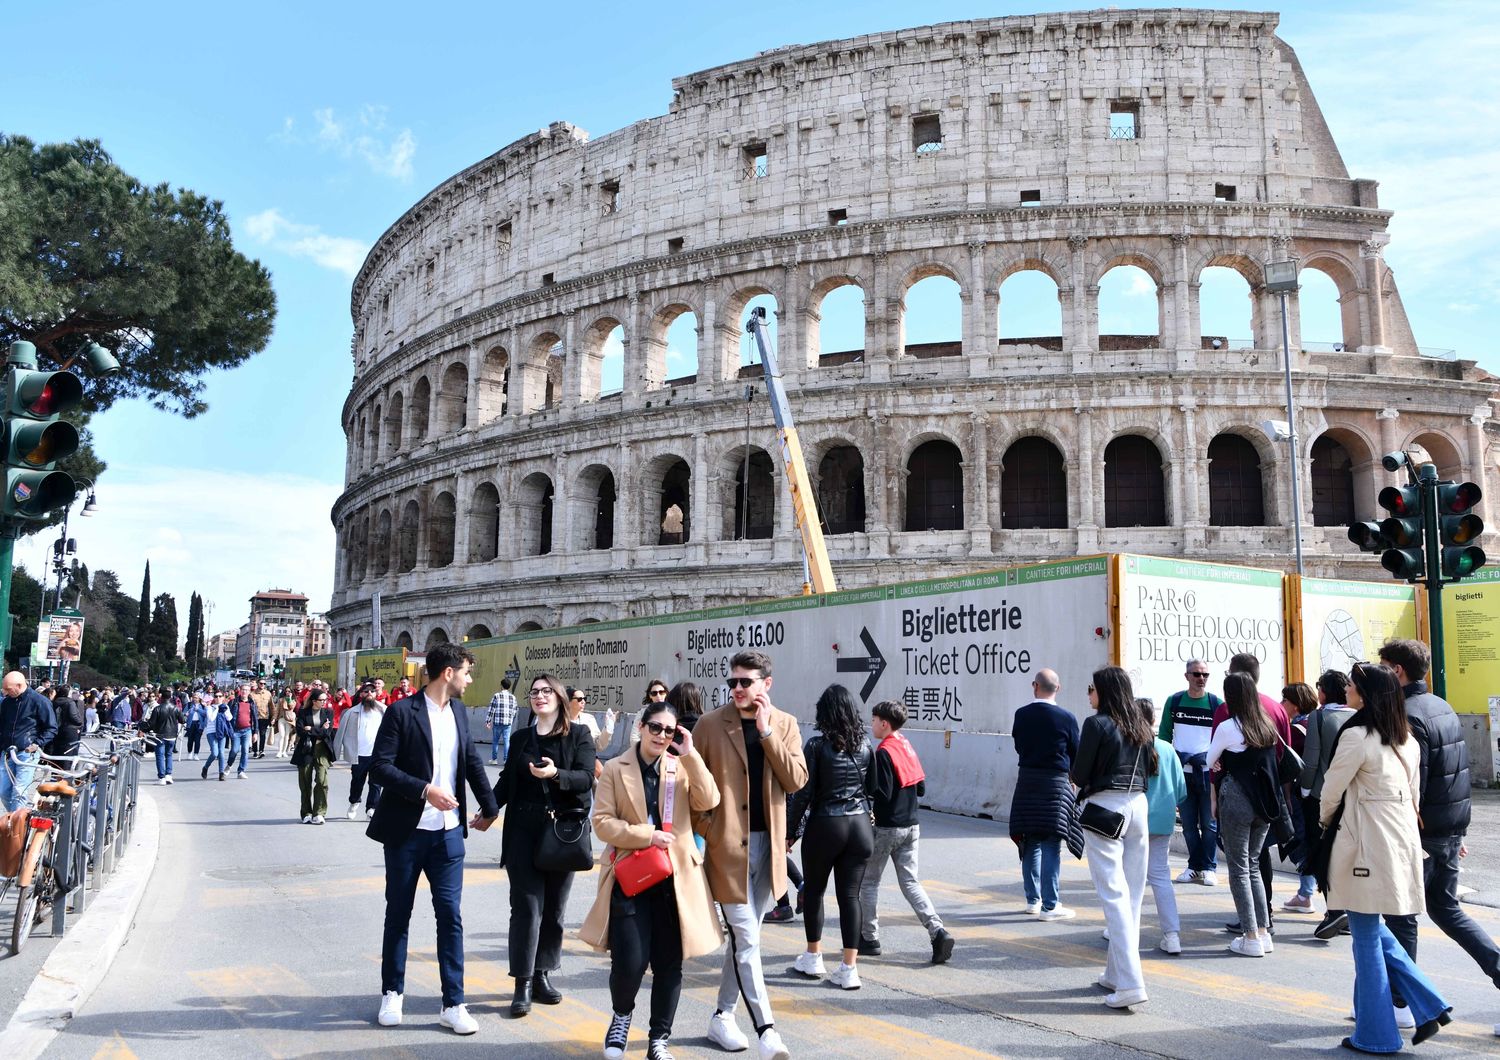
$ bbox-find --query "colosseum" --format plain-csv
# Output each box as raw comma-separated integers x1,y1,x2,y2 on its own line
329,7,1498,652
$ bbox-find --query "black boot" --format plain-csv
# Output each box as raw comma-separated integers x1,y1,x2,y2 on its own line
532,970,563,1005
509,977,533,1018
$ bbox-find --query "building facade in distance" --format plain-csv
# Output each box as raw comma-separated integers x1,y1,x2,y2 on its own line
235,589,311,672
329,9,1498,651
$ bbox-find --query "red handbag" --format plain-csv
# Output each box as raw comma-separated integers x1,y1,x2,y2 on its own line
610,755,677,898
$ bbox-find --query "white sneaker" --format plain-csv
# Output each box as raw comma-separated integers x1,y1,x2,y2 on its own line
757,1028,790,1060
1105,988,1148,1008
312,815,326,825
1228,935,1264,957
1198,871,1219,886
302,815,313,824
707,1011,749,1051
829,962,861,989
347,803,359,821
440,1003,478,1035
377,990,403,1026
1158,932,1182,955
1261,934,1275,954
165,776,174,785
1394,1005,1415,1029
1038,905,1076,922
158,778,170,785
792,951,826,978
1024,900,1041,916
1173,868,1200,884
1101,927,1111,941
366,804,374,819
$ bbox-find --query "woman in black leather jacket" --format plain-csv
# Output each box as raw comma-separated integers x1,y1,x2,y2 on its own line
788,683,876,990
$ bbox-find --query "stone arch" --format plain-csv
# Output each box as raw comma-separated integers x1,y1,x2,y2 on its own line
904,436,965,531
397,498,421,572
574,463,618,550
372,508,393,576
808,274,866,362
1310,431,1359,527
465,623,493,641
477,346,509,423
409,376,432,442
1104,433,1168,527
368,403,382,465
383,391,405,456
526,331,565,412
468,481,501,562
516,621,544,634
899,266,963,357
650,303,699,384
1407,429,1465,479
516,471,555,556
721,444,777,540
996,265,1063,345
813,439,866,535
582,314,625,400
1299,254,1363,351
425,627,450,651
436,361,469,432
1207,431,1268,526
721,284,779,375
428,490,457,567
1197,252,1261,350
642,453,692,545
394,630,414,651
1000,436,1068,529
1096,251,1166,347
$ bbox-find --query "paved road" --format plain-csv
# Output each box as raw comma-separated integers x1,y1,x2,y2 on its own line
21,757,1500,1058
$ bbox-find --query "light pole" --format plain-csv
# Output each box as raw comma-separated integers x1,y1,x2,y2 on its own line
1264,260,1304,576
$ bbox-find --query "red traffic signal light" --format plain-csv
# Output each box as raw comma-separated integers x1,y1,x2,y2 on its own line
1378,483,1422,517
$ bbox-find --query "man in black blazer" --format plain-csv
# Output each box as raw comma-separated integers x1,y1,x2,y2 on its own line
368,642,499,1035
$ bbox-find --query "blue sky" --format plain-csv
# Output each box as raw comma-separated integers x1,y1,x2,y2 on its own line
2,0,1494,641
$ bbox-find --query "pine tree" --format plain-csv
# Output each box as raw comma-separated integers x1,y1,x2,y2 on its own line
135,561,151,645
184,592,203,667
148,592,178,661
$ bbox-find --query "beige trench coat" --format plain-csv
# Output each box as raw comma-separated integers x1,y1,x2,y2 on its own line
1319,724,1423,915
578,748,723,960
690,704,808,904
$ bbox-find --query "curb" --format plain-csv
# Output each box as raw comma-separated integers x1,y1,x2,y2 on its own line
0,789,161,1060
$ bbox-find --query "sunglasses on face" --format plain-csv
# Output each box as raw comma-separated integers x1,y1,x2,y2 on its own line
649,689,668,697
571,696,587,704
1087,684,1096,693
1187,671,1210,678
643,720,677,737
726,677,758,689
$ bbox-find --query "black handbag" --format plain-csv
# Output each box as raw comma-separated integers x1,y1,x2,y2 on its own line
531,731,594,874
1310,797,1345,896
1274,730,1305,788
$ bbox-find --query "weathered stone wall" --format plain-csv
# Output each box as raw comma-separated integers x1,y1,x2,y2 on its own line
327,9,1498,650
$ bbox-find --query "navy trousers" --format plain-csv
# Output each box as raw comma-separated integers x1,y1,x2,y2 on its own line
382,826,467,1007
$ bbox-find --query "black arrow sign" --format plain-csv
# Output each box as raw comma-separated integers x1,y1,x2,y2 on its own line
504,655,521,681
836,627,887,702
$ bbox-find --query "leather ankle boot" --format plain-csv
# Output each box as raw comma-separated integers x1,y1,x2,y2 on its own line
532,970,563,1005
509,977,533,1018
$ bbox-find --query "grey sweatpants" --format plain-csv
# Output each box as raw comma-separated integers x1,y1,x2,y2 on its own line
859,824,943,941
717,830,777,1031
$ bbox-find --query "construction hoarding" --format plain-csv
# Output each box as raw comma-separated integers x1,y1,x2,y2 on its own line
1289,577,1419,684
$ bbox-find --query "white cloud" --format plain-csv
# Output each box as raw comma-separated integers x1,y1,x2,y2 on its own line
243,208,368,277
281,104,417,181
14,468,341,651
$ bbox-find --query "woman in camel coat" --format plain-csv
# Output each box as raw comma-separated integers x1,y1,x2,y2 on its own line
1320,662,1450,1054
580,700,722,1060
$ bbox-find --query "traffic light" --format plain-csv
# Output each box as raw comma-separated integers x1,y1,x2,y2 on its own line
1437,480,1486,580
3,341,81,521
1375,482,1424,581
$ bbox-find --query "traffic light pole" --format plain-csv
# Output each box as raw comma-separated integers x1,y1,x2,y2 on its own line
0,522,14,663
1418,464,1447,698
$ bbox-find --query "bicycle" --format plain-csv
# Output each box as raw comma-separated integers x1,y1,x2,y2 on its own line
3,748,91,954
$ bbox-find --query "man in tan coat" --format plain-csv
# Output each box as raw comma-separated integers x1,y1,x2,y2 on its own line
691,650,806,1060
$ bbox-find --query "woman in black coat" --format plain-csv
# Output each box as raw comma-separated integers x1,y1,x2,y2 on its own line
494,671,596,1018
47,691,85,758
293,688,336,824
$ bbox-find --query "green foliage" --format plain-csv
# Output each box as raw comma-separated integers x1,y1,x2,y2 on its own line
136,560,150,646
0,135,276,419
184,590,204,666
147,591,178,660
5,564,43,664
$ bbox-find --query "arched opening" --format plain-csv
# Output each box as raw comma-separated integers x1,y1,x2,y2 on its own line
737,293,778,371
518,473,554,556
1097,264,1162,348
665,310,699,383
657,459,691,545
816,283,866,364
1199,265,1255,350
584,317,625,399
817,445,866,535
905,439,964,531
369,404,382,464
409,376,431,442
516,621,543,634
573,464,617,550
373,510,392,575
468,482,501,562
544,339,565,408
355,637,364,650
1207,433,1267,526
477,347,509,423
1310,435,1356,526
428,491,457,567
383,392,404,456
465,624,493,641
1104,435,1167,527
997,269,1063,348
397,499,420,572
727,447,776,540
437,362,468,432
902,274,963,357
1300,265,1354,351
593,471,616,550
1000,437,1068,529
1409,431,1465,480
425,627,449,651
395,630,414,650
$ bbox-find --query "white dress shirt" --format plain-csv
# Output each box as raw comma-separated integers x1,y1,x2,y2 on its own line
419,693,461,831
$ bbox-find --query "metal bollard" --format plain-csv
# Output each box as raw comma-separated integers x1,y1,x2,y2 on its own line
91,766,109,890
51,790,73,936
73,774,92,913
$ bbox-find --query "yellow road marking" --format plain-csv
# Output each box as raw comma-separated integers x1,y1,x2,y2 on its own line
90,1033,138,1059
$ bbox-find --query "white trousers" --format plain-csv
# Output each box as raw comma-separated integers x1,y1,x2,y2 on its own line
1147,833,1180,934
1082,790,1149,994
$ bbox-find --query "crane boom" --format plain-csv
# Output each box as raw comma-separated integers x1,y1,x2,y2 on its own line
744,307,837,594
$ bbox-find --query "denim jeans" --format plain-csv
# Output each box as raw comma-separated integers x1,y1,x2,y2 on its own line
1179,768,1217,872
1020,836,1062,911
490,722,511,763
1219,776,1270,935
1348,912,1449,1053
0,748,39,812
860,824,943,941
202,734,226,776
228,729,253,774
154,740,175,778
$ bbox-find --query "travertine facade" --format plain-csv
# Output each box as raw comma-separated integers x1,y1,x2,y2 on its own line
329,9,1497,652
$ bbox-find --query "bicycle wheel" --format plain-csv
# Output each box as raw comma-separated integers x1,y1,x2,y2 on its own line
11,881,38,953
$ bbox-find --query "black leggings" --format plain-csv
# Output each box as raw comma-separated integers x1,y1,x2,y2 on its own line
773,857,805,908
800,814,874,950
609,880,683,1040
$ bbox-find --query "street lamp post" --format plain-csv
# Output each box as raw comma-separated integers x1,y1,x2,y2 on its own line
1264,261,1304,576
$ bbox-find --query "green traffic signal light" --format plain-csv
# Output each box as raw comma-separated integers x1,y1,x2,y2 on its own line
1381,547,1425,580
1442,545,1486,579
1436,479,1485,581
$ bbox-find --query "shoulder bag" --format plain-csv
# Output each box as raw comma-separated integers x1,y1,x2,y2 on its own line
533,729,595,874
610,754,677,897
1077,748,1141,840
1310,797,1345,896
1273,728,1305,788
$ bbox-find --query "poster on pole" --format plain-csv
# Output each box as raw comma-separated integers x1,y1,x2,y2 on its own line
43,609,85,664
1117,554,1286,705
1295,577,1418,682
354,647,407,687
1442,568,1500,716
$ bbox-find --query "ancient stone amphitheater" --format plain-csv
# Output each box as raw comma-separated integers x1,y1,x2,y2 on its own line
328,8,1497,652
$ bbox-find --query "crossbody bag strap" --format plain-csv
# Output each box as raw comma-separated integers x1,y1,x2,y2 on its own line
661,754,678,829
531,728,559,818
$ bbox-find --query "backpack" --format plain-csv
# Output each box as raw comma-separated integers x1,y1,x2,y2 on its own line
235,700,253,729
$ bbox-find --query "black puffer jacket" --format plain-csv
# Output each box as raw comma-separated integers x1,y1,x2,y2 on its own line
788,734,875,839
1403,681,1472,838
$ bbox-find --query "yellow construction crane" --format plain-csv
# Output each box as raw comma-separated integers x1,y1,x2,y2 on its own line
744,307,837,595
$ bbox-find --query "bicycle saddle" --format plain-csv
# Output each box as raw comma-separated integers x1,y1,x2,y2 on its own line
36,781,77,798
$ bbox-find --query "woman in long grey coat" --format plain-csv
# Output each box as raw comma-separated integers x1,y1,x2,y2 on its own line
1320,663,1451,1053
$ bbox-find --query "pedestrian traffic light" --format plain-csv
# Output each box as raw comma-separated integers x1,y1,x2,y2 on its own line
1437,480,1486,580
1375,482,1424,581
3,341,82,521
